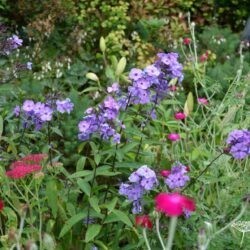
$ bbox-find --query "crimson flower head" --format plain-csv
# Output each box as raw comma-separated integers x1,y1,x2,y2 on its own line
6,164,42,179
167,133,180,142
183,38,191,45
155,192,195,217
135,215,153,229
174,112,186,120
0,200,4,212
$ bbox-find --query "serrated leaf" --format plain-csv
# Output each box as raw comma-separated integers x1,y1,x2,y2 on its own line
77,179,91,196
59,212,87,238
89,196,100,213
85,224,102,242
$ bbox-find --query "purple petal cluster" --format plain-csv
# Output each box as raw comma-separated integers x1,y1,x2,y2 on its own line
164,163,190,190
119,165,158,214
226,129,250,159
2,35,23,55
78,95,123,143
128,52,183,104
56,98,74,114
14,98,74,130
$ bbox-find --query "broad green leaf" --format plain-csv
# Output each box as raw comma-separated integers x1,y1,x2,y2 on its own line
89,196,100,213
85,224,102,242
115,57,126,76
104,209,132,227
59,212,87,238
77,179,91,196
103,197,118,213
51,127,63,137
76,156,87,171
96,166,120,176
46,179,58,218
69,170,92,178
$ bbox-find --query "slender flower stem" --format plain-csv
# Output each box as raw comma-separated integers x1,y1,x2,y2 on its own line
156,214,165,250
182,152,224,192
166,217,178,250
143,228,152,250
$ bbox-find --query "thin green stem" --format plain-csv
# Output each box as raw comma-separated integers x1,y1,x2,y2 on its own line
143,228,152,250
156,214,165,250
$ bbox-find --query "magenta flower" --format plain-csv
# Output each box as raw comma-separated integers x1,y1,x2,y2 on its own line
198,98,208,105
174,112,186,120
167,133,180,141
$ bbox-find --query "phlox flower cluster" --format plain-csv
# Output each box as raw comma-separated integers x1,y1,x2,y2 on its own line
164,163,190,190
6,153,47,179
78,95,123,143
14,98,74,130
119,165,158,214
226,129,250,159
1,34,23,55
128,52,183,105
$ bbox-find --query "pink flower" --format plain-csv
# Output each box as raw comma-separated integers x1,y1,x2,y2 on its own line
167,133,180,141
160,170,171,177
183,38,191,45
200,54,208,62
135,215,153,229
174,112,186,120
6,164,42,179
197,98,208,105
155,193,196,217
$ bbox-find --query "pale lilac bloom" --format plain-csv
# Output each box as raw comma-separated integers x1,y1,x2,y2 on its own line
27,62,32,70
198,97,208,105
129,68,143,81
107,83,119,93
39,107,53,121
13,106,20,116
56,98,74,114
22,100,35,113
144,65,160,77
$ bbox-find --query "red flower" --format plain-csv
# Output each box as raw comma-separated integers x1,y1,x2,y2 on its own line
185,166,190,172
0,200,4,212
167,133,180,141
174,112,186,120
160,170,171,177
155,193,195,217
200,54,208,62
21,154,47,164
6,164,42,179
183,38,191,45
135,215,153,229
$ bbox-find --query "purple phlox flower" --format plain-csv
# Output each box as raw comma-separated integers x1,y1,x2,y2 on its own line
56,98,74,114
39,106,53,121
9,35,23,48
34,102,46,115
134,77,151,90
107,83,120,93
129,68,143,81
226,129,250,159
119,183,144,201
113,133,121,144
144,64,160,77
27,62,32,70
22,100,35,113
3,35,23,54
165,163,190,190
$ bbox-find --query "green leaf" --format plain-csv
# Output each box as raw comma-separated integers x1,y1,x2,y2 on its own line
76,156,87,171
96,166,120,176
69,170,92,178
85,224,102,242
77,179,91,196
115,57,126,76
184,92,194,116
51,127,63,137
46,179,58,218
103,197,118,213
59,212,87,238
89,196,100,214
104,209,132,227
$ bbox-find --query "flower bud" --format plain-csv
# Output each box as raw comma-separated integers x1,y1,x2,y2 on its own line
86,72,99,82
115,57,126,76
99,37,106,53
